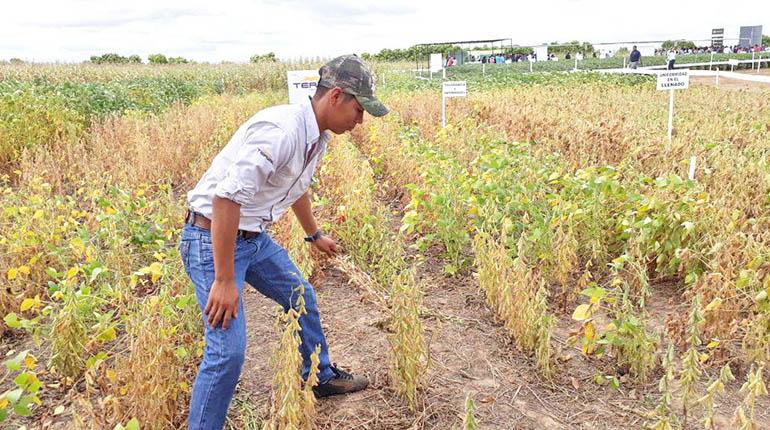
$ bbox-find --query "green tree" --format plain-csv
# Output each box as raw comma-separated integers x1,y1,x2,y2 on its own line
662,40,696,50
547,41,595,57
89,53,131,64
148,54,168,64
763,34,770,47
9,58,24,65
250,52,277,63
168,56,189,64
128,55,142,64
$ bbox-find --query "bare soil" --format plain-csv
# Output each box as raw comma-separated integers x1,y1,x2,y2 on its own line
691,68,770,90
235,185,770,430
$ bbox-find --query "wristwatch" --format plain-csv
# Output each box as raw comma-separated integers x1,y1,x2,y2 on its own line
304,229,323,243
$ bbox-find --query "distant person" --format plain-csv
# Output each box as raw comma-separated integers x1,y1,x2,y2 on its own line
723,45,731,54
629,45,641,69
565,52,571,60
667,49,676,70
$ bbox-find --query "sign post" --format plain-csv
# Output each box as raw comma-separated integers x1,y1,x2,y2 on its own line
287,70,319,104
688,155,697,180
441,81,467,128
656,70,690,143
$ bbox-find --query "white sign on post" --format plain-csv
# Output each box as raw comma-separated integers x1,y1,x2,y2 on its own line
287,70,319,104
656,70,690,90
656,70,690,143
442,81,467,97
441,81,466,128
429,53,443,80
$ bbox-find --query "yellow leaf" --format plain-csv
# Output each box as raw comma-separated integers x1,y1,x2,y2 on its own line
20,298,37,312
18,265,31,275
707,340,720,349
699,353,710,363
705,298,722,312
66,267,79,279
33,209,44,219
105,207,116,215
24,355,37,370
106,369,117,384
7,268,18,280
572,304,591,321
584,321,596,341
0,396,8,409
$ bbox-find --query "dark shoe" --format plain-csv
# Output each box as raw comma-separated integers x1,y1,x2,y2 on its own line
313,364,369,397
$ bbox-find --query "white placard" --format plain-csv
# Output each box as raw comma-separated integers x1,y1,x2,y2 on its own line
429,53,444,73
656,70,690,91
287,70,319,104
442,81,467,97
534,45,548,62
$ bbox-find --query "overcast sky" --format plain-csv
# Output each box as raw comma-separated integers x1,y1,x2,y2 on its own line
3,0,768,63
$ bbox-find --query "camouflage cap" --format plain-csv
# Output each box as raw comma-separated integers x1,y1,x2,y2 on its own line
318,55,389,117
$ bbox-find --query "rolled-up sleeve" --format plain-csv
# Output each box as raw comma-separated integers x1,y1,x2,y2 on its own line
215,123,288,205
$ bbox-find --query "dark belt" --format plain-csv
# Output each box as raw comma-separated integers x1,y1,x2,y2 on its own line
185,210,261,239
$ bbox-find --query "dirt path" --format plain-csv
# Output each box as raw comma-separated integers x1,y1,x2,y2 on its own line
691,68,770,90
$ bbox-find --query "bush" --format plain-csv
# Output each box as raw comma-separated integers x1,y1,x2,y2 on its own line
147,54,168,65
250,52,277,63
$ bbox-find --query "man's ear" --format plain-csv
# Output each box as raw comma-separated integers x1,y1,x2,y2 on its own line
328,87,344,106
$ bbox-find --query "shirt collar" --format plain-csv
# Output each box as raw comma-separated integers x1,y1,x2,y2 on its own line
303,98,329,152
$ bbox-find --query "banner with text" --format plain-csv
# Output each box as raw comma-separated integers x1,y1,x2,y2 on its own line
287,70,319,104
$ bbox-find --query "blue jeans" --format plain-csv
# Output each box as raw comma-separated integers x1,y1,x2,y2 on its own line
179,223,334,430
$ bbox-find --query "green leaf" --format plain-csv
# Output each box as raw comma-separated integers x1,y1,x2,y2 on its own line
3,313,21,329
14,401,32,416
6,388,23,404
4,351,27,371
126,417,141,430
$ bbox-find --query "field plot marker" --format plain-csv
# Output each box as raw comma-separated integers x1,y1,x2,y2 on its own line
441,81,467,128
689,156,697,180
656,70,690,143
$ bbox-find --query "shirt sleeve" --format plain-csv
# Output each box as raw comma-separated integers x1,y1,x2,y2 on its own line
215,122,290,205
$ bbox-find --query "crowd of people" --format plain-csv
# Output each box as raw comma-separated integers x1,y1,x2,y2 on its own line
654,44,767,56
444,42,768,69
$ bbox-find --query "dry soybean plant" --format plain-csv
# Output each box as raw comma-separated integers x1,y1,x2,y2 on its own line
387,268,429,410
472,230,553,377
263,291,321,430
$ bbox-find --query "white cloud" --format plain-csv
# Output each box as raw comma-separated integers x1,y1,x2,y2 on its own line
2,0,768,62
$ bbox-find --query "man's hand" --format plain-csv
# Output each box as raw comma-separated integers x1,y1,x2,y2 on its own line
205,279,239,329
312,235,338,256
